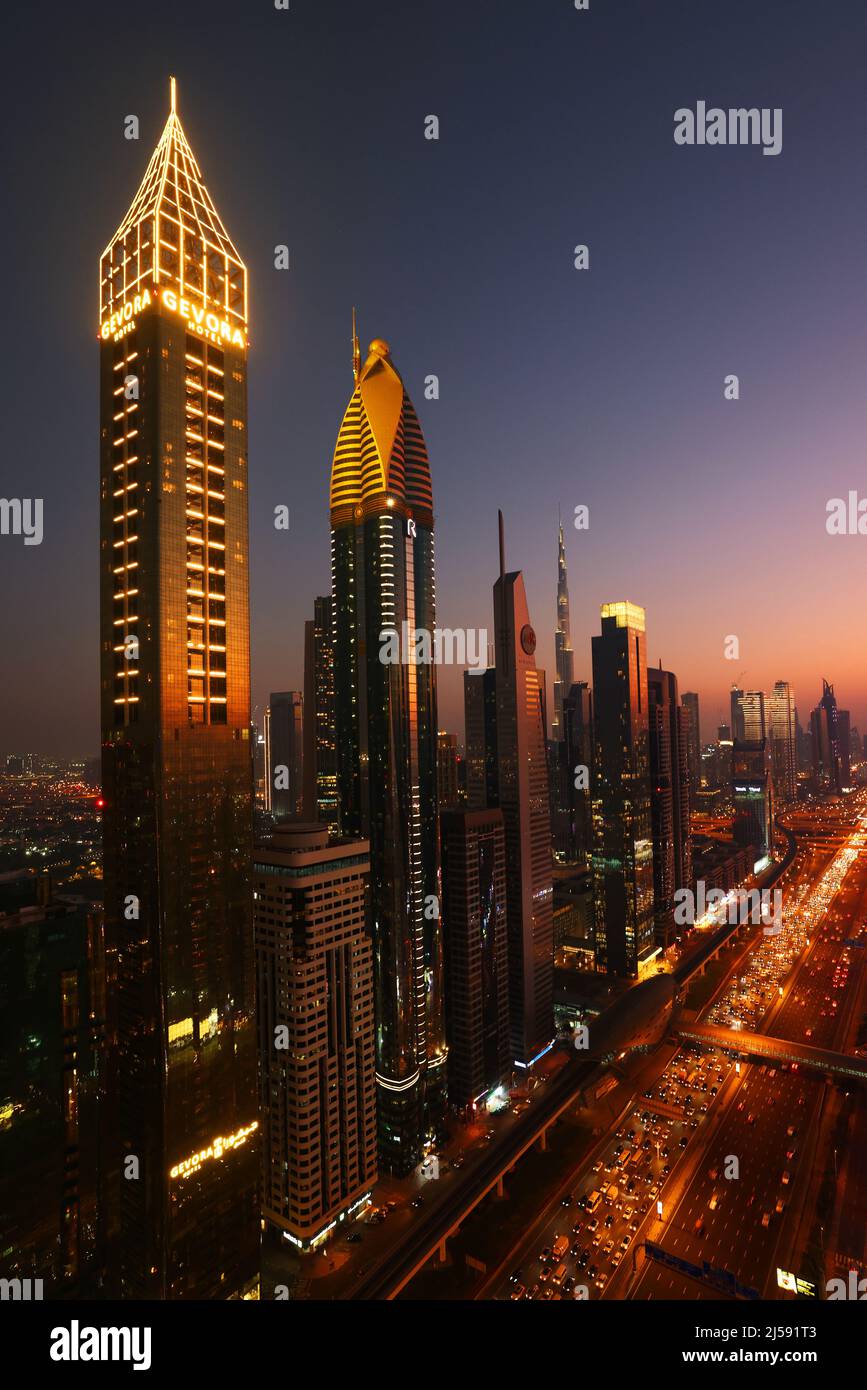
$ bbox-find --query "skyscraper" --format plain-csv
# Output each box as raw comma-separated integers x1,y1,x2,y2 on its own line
648,666,692,951
253,824,377,1250
330,328,445,1174
591,602,655,978
681,691,701,802
552,515,574,741
731,688,766,742
464,668,498,811
493,513,554,1068
441,809,510,1108
554,680,594,867
732,739,774,860
99,81,258,1297
264,692,303,820
437,731,460,810
302,596,338,832
768,680,797,804
811,679,843,793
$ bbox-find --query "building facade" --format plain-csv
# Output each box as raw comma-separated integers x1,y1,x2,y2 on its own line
98,82,259,1298
768,680,797,804
493,513,554,1068
552,516,575,741
591,602,655,978
264,691,303,820
302,596,338,832
440,809,510,1108
732,739,774,861
330,331,445,1174
647,667,692,951
253,824,376,1249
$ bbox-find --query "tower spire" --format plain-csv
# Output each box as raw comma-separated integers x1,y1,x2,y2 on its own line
498,509,506,579
352,306,360,385
170,75,177,116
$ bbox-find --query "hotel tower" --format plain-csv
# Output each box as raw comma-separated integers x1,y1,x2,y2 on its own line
330,325,446,1174
98,81,258,1297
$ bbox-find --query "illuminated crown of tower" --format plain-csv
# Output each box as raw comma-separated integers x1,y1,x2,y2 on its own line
330,329,433,524
99,77,247,334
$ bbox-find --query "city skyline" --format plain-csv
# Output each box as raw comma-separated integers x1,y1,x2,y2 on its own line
5,1,867,757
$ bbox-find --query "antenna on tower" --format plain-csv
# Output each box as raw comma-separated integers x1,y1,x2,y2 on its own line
498,509,506,579
170,75,177,115
352,307,360,385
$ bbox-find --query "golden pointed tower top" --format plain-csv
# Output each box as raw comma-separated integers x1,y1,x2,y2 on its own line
352,307,360,385
170,74,177,115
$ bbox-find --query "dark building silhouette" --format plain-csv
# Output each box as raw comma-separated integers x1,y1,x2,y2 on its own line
811,679,844,793
732,739,774,860
302,596,338,832
98,82,258,1298
437,731,460,810
648,666,692,951
441,809,510,1107
464,668,498,811
330,329,445,1173
591,602,655,978
265,691,303,820
681,691,701,803
553,681,594,867
552,516,574,741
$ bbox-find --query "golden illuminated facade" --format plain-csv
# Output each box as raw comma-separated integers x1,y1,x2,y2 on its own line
98,81,258,1298
330,328,446,1174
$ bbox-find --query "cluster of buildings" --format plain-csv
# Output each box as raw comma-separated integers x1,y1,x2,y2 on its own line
1,83,860,1301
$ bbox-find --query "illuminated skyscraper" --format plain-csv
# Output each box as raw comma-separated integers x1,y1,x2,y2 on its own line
99,81,258,1298
330,326,445,1174
732,739,774,860
768,680,797,804
552,515,574,741
681,690,701,801
648,666,692,950
302,596,338,832
591,602,654,978
493,513,554,1068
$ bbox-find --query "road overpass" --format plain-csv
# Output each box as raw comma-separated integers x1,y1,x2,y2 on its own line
673,1020,867,1081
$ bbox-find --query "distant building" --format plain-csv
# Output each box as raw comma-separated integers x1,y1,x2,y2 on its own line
302,596,338,832
493,512,554,1067
591,602,655,978
437,731,460,810
681,692,701,802
464,668,498,811
648,667,692,951
731,689,766,743
265,691,303,819
552,516,575,741
811,680,844,793
254,824,376,1250
732,739,774,861
441,809,510,1108
768,681,797,804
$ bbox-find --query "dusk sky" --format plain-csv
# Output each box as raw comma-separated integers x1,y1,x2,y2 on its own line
3,0,867,757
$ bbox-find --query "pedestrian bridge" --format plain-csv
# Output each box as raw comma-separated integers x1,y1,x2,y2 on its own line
673,1020,867,1082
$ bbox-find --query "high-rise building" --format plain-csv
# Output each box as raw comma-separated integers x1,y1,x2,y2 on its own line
732,739,774,861
253,823,377,1250
0,889,106,1296
98,81,259,1298
648,666,692,950
302,596,338,832
553,681,594,866
768,680,797,804
436,730,460,810
552,515,574,741
731,689,766,742
591,602,655,978
681,691,701,802
264,692,303,820
811,680,843,793
440,809,510,1108
464,668,498,811
838,709,852,789
330,328,445,1174
493,513,554,1068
